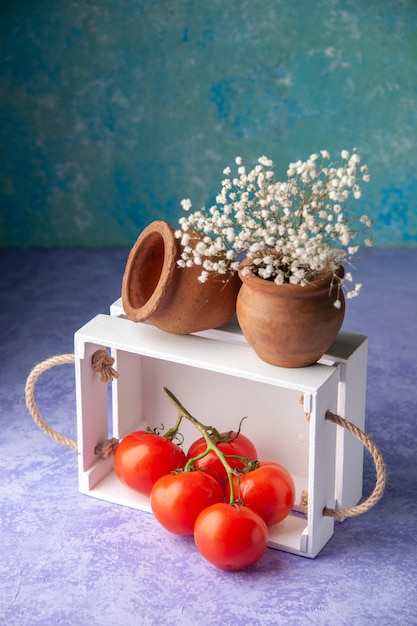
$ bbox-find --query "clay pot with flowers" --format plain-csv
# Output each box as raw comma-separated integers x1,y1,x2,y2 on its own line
176,149,373,367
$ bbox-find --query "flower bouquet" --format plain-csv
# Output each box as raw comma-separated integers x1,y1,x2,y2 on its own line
176,149,373,309
175,149,373,366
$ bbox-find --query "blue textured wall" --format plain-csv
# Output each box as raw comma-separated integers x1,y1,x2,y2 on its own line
1,1,416,248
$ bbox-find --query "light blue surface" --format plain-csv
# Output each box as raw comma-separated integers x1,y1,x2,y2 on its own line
1,1,416,248
1,248,417,624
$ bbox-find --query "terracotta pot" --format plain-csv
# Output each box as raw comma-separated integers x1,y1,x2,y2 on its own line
122,221,241,334
236,264,345,368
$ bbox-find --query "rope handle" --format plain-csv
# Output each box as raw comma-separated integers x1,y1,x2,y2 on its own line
25,350,118,452
323,410,387,518
25,353,386,517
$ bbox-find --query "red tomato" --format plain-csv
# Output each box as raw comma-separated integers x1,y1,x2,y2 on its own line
114,431,186,496
150,471,224,535
186,432,258,486
194,502,268,570
227,462,295,526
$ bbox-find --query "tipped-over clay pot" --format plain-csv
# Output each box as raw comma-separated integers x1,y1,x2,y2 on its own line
122,221,241,334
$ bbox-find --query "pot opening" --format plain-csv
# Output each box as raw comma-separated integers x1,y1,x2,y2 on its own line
129,232,166,308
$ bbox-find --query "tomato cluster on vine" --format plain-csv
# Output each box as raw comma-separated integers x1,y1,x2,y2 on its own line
113,388,295,571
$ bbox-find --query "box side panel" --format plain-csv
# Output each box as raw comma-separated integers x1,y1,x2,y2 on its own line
75,339,111,489
335,338,368,511
304,371,339,558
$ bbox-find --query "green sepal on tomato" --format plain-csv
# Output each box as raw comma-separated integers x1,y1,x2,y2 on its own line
186,432,258,487
194,502,268,571
113,430,186,496
226,461,295,526
150,470,224,535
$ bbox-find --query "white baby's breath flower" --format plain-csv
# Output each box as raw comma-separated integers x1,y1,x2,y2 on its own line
349,153,361,166
181,198,192,211
360,215,373,228
258,155,274,167
181,233,190,246
347,283,362,298
176,149,371,304
198,271,209,283
195,241,207,255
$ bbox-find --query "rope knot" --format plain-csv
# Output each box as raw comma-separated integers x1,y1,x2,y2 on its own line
299,490,309,512
91,349,119,383
94,438,119,459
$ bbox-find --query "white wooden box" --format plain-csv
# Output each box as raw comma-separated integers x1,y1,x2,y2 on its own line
74,300,368,558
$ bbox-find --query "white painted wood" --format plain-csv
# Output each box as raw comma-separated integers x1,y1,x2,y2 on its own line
75,340,109,474
319,333,368,513
75,309,368,558
304,378,339,557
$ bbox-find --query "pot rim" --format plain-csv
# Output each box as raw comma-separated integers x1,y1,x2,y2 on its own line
237,261,345,298
121,220,179,320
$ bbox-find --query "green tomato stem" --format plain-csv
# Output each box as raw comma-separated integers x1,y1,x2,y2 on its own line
183,449,209,472
223,454,259,473
163,411,184,441
163,387,238,503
